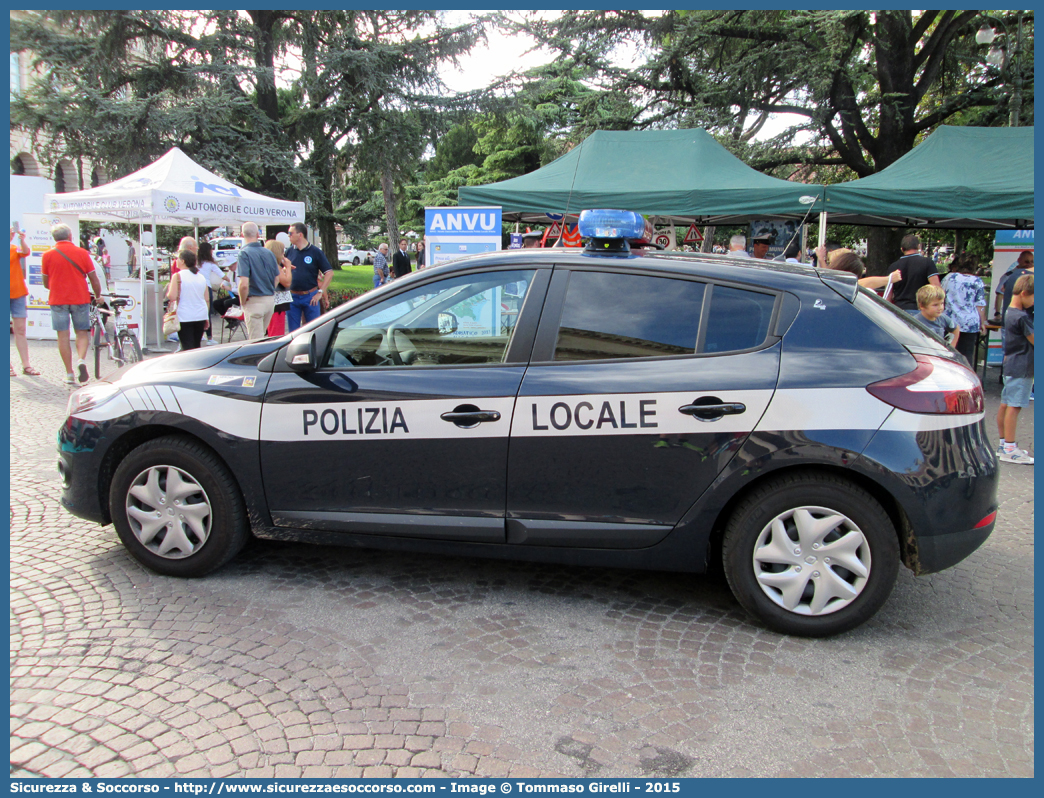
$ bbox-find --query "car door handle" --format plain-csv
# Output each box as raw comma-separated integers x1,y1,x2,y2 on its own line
679,401,746,421
440,409,502,425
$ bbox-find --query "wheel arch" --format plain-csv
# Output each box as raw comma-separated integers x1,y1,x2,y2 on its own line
97,425,238,526
704,464,914,575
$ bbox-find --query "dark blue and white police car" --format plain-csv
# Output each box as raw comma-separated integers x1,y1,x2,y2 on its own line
59,210,998,636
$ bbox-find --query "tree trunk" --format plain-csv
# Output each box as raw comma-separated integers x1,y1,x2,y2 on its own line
700,226,715,253
248,10,281,124
381,163,399,247
247,10,286,197
865,227,905,276
319,206,339,271
312,150,341,269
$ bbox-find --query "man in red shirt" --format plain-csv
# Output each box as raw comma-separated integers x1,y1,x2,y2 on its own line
41,223,102,385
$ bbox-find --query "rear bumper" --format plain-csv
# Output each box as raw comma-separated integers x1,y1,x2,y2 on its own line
912,521,995,574
860,417,998,574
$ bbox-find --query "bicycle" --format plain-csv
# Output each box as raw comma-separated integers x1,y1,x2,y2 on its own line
91,294,143,379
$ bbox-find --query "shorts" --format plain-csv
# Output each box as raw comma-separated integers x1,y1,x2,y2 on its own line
50,303,91,333
1001,375,1033,408
10,295,27,319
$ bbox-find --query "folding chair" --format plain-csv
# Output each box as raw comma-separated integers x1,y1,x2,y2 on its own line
222,312,248,343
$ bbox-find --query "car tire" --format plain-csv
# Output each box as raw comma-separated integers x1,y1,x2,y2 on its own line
722,471,899,637
109,435,250,577
353,257,360,265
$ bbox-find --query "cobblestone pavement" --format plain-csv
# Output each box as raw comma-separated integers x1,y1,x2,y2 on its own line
10,338,1034,778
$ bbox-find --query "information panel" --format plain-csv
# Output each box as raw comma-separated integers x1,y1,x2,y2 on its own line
19,212,80,340
988,229,1034,366
425,206,502,268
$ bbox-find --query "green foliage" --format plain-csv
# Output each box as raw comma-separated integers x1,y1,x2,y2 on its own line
11,10,483,260
326,287,368,310
410,111,565,214
422,123,483,182
510,10,1033,176
327,262,376,306
505,10,1033,270
10,10,308,199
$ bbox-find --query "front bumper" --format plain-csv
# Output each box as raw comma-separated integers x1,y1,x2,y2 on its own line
58,418,110,524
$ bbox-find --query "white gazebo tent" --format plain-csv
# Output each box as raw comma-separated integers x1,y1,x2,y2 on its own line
43,147,306,348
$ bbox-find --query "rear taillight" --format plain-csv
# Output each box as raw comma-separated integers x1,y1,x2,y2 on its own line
867,354,984,415
974,512,997,529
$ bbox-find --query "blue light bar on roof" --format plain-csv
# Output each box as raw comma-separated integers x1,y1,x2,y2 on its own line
577,209,647,240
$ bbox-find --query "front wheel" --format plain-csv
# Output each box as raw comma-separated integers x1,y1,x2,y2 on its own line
722,471,899,637
109,435,250,577
119,331,143,365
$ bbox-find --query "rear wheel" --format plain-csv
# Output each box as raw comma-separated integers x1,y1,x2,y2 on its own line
353,257,361,265
109,435,250,577
111,329,125,368
119,331,143,365
93,324,104,379
722,471,899,637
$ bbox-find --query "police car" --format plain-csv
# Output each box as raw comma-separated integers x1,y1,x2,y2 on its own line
58,210,997,637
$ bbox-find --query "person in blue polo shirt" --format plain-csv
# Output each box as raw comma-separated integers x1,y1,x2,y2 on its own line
285,222,334,331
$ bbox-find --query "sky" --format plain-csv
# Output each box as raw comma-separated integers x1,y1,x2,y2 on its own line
438,11,554,94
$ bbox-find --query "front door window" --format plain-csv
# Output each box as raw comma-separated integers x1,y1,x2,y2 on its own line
324,270,535,368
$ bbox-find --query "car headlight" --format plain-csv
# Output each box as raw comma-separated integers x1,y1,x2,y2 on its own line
67,384,122,417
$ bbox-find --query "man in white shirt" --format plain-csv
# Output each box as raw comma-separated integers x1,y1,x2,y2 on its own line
727,234,747,257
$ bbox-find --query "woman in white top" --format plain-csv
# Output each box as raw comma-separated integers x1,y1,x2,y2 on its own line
196,241,224,344
166,249,210,350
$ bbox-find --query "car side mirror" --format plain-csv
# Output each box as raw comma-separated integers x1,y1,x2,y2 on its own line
438,312,458,335
285,331,318,372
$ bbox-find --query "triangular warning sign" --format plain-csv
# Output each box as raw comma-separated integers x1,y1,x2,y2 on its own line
547,221,563,239
683,223,703,244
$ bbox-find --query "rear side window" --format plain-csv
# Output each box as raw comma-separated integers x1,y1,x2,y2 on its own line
554,271,705,361
703,285,776,353
853,287,950,354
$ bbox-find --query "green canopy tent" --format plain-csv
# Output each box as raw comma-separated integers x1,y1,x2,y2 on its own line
822,126,1034,229
458,129,824,225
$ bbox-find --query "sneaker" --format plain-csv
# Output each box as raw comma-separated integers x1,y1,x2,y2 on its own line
999,448,1034,465
76,359,89,384
205,338,218,345
996,443,1006,457
65,373,79,386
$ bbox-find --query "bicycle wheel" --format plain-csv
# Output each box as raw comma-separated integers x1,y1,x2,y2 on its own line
119,331,143,366
93,323,104,379
111,329,125,367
